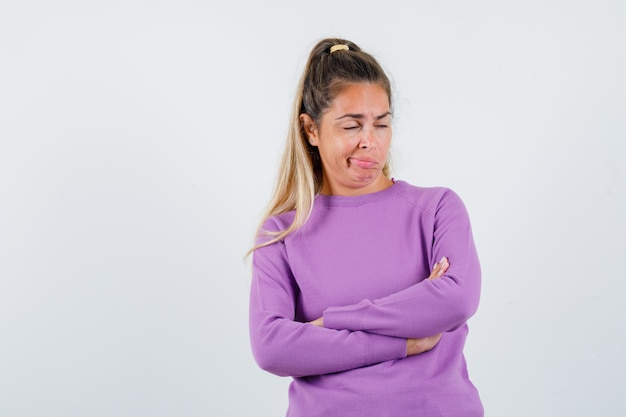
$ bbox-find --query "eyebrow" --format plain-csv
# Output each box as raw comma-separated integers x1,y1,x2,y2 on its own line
335,112,393,120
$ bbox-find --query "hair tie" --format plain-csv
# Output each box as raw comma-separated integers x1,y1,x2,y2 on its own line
330,44,349,53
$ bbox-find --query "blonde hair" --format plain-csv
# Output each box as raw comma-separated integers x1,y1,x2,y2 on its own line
251,38,392,252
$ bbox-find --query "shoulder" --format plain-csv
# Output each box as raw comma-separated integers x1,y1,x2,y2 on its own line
394,180,466,215
261,211,296,232
255,210,296,246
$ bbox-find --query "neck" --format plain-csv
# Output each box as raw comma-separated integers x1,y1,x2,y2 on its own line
320,176,394,196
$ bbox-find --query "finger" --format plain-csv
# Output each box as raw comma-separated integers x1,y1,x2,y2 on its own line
428,264,440,280
437,258,446,275
439,256,450,274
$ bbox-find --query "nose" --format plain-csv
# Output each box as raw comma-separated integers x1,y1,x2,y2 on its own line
359,126,376,149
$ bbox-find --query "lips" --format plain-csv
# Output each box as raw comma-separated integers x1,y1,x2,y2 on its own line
349,157,378,169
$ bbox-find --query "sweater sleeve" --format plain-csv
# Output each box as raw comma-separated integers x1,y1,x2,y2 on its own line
249,221,407,378
323,189,481,339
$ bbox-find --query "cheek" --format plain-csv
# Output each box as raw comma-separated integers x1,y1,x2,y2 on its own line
320,135,354,158
380,128,393,141
375,132,392,152
325,143,351,163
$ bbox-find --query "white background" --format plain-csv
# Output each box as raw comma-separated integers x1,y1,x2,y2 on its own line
1,1,624,416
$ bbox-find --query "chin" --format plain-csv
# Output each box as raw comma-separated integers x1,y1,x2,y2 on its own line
354,171,382,182
351,175,376,183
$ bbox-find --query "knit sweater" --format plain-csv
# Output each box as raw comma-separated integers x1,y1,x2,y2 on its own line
249,180,483,417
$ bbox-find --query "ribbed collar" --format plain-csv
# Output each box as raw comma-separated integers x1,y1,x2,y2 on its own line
314,180,406,207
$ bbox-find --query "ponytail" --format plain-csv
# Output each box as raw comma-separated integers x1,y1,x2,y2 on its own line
250,38,392,252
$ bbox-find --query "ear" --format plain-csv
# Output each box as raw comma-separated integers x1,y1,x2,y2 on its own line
300,113,319,146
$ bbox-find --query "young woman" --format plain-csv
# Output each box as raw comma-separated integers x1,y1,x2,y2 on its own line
249,38,483,417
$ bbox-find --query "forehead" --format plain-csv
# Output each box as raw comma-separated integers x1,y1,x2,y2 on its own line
328,83,390,115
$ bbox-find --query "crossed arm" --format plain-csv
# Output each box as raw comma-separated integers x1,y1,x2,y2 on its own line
249,243,473,378
249,190,480,378
308,257,450,357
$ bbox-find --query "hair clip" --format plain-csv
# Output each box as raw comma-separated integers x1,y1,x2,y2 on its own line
330,44,349,53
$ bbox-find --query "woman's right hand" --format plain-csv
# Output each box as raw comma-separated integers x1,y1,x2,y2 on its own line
406,334,443,356
405,257,449,356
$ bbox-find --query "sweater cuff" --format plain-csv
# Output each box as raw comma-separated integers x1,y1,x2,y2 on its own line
325,301,407,362
360,332,407,363
323,299,370,332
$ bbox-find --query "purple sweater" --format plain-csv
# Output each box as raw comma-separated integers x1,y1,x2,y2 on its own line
250,180,483,417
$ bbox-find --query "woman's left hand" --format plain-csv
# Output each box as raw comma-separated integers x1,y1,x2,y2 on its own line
428,257,449,280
